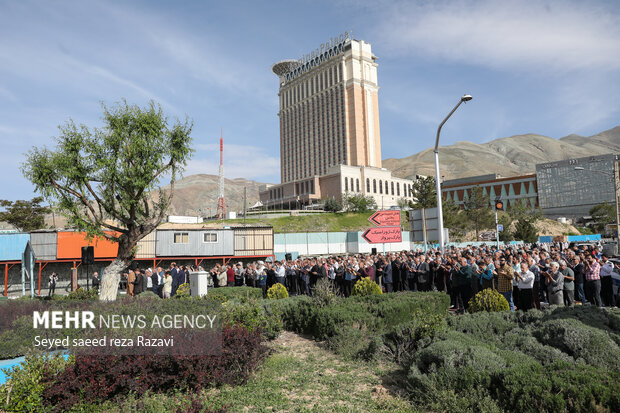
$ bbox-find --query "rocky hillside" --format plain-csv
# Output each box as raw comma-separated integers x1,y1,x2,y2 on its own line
383,126,620,180
153,174,265,216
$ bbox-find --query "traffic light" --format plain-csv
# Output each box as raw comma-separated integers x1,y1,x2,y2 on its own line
495,199,504,211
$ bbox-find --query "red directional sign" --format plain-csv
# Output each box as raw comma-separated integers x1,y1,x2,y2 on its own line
362,227,402,244
368,210,401,227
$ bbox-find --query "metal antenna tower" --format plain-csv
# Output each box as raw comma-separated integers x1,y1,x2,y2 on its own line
216,130,226,220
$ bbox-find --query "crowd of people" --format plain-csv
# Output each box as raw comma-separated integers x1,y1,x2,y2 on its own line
203,242,618,312
51,243,617,311
118,262,196,298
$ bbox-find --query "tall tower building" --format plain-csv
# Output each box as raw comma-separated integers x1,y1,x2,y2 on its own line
272,32,382,184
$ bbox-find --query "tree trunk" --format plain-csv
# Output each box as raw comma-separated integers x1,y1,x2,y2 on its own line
99,233,135,301
99,259,127,301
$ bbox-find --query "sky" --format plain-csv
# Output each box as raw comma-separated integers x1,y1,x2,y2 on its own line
1,0,619,201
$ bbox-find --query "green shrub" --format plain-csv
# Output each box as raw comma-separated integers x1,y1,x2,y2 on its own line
468,289,509,313
0,354,70,413
64,287,99,300
351,277,382,296
490,360,620,413
448,311,518,344
381,312,446,365
534,318,620,371
206,287,263,303
312,277,337,307
221,300,282,340
266,283,289,300
175,283,190,298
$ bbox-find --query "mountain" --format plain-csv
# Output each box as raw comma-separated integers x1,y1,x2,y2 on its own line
383,126,620,180
154,174,266,216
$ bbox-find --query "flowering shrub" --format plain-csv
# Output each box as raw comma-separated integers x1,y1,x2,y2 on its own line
267,283,289,300
351,277,382,296
468,288,509,313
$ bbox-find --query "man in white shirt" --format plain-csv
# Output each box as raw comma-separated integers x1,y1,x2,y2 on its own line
516,261,535,311
275,261,286,287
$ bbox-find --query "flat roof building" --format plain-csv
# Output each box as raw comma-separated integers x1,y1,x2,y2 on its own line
536,154,619,219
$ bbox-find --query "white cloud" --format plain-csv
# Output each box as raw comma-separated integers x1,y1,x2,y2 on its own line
186,143,279,183
375,0,620,72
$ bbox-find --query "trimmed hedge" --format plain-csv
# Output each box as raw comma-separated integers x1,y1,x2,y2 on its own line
206,287,263,303
406,305,620,413
282,292,449,341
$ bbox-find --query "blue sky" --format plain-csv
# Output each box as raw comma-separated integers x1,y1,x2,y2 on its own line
1,0,619,201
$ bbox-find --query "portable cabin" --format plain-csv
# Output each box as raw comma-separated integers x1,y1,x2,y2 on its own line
56,231,119,260
232,226,274,256
30,230,58,261
135,231,157,258
0,233,30,262
155,225,234,257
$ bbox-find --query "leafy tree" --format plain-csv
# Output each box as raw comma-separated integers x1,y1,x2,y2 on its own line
0,197,51,231
498,213,514,242
411,176,437,208
323,197,342,212
508,199,543,223
22,101,193,301
342,193,377,213
397,197,411,210
513,218,538,243
463,186,495,240
442,198,466,241
589,202,615,232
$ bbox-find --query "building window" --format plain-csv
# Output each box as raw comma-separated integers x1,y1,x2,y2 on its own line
356,179,360,192
373,179,377,193
350,177,355,192
344,177,348,192
366,178,370,192
203,232,218,243
379,180,383,194
391,182,394,195
397,183,400,196
173,232,189,244
310,180,315,194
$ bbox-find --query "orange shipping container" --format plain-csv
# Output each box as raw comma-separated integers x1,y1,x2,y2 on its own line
56,231,119,259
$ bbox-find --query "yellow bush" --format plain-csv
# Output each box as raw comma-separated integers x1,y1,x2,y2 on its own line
351,277,383,296
267,283,289,300
468,289,509,312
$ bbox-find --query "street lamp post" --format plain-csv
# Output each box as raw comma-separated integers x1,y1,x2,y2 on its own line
435,94,473,254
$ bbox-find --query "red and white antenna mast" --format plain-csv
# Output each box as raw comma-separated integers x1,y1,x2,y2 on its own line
216,129,226,220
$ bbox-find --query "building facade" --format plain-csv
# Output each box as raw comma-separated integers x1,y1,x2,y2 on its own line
273,31,381,183
261,32,416,210
442,173,539,209
259,165,417,209
536,154,620,219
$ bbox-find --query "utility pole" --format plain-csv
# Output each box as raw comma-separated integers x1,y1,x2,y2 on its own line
243,186,247,227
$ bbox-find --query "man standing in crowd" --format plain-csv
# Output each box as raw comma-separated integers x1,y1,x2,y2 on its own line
585,255,603,307
599,255,616,307
48,272,58,297
571,256,587,304
92,272,100,291
545,262,564,306
560,260,574,306
497,256,515,311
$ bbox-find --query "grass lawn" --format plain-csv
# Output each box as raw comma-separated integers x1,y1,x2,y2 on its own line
201,331,411,412
102,331,412,413
222,212,410,233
